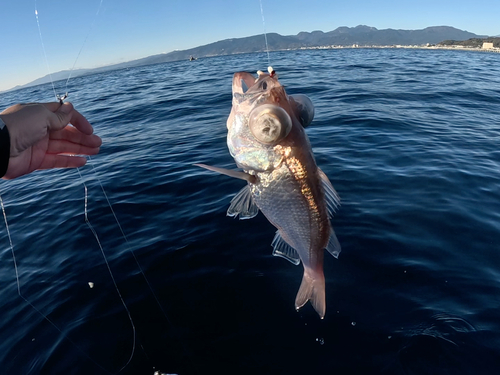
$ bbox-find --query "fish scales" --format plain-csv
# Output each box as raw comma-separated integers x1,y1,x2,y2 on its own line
250,150,330,265
196,68,341,318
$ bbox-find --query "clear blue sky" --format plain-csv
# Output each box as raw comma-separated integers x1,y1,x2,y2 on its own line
0,0,499,92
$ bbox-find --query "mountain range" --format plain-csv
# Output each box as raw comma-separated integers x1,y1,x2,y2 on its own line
5,25,489,92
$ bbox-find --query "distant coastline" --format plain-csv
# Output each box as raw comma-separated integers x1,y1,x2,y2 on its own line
2,25,499,93
291,44,500,53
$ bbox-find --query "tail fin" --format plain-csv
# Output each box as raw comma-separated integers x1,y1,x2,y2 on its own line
295,272,326,318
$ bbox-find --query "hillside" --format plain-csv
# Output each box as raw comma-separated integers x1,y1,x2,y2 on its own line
5,25,489,92
438,37,500,48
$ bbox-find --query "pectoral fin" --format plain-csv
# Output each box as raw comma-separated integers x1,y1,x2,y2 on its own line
194,164,257,184
271,231,300,265
227,185,259,220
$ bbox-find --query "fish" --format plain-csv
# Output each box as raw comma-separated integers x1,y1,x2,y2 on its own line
196,67,341,318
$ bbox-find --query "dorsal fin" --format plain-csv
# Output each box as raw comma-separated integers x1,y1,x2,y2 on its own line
318,168,341,258
271,231,300,265
318,168,341,219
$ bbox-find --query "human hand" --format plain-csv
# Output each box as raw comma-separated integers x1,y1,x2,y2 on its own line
0,102,102,179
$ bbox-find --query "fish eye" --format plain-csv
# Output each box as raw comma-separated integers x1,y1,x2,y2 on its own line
248,104,292,144
262,82,268,90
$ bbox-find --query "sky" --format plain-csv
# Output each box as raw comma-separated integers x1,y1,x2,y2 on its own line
0,0,499,92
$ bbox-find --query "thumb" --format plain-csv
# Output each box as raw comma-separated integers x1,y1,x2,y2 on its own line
48,102,74,131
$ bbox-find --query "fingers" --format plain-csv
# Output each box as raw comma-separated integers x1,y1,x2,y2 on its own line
37,154,89,170
47,139,100,156
40,102,64,112
42,102,94,135
50,125,102,148
47,127,101,156
66,105,94,136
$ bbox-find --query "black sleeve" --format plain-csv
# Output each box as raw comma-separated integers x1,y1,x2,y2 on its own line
0,117,10,178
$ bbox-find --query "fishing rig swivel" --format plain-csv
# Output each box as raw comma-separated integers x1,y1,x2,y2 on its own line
57,92,68,104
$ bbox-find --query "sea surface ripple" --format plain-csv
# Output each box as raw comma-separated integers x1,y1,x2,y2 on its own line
1,48,500,374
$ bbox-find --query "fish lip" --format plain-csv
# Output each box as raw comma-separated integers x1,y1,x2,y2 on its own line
232,71,283,97
233,83,288,113
232,72,259,94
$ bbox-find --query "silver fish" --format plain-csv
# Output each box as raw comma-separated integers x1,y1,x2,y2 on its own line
196,67,341,318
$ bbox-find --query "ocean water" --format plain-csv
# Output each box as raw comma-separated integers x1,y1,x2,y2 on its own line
1,48,500,374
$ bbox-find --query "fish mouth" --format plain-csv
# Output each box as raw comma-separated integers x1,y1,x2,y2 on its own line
232,72,259,95
232,71,286,107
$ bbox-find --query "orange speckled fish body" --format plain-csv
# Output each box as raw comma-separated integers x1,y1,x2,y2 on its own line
198,69,340,318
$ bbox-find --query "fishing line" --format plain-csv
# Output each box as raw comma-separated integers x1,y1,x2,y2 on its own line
0,1,138,373
0,191,112,374
259,0,271,66
35,0,105,102
87,157,196,372
63,0,105,92
34,1,58,101
36,0,170,329
76,168,136,373
87,157,174,326
7,1,182,371
34,0,137,369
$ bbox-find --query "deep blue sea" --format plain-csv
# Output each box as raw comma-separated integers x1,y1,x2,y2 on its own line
1,48,500,374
